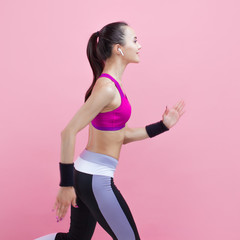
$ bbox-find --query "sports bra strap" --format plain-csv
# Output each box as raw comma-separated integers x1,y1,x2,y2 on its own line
100,73,125,98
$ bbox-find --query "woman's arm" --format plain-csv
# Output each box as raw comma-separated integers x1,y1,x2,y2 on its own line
123,125,149,145
53,79,116,222
123,100,186,145
123,121,169,145
60,80,116,164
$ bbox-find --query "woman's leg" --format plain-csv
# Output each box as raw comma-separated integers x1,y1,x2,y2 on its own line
74,170,141,240
36,163,141,240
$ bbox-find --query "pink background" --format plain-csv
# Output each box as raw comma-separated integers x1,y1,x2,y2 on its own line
1,0,240,239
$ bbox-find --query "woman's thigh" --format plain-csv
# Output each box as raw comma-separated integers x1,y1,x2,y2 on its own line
74,170,141,240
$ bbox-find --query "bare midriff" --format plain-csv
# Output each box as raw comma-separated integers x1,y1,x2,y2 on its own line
85,122,125,161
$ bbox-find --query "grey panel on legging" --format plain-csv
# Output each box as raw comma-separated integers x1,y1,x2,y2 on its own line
80,149,118,168
92,175,135,240
34,233,57,240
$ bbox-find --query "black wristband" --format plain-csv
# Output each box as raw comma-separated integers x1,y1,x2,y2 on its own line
59,162,74,187
145,120,169,138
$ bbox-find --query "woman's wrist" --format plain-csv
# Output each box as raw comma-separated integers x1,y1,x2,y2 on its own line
162,120,170,129
59,162,74,187
145,120,169,138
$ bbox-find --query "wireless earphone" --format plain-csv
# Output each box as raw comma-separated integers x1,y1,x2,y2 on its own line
118,48,124,56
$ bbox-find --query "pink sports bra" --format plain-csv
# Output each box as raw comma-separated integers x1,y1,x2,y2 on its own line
91,73,132,131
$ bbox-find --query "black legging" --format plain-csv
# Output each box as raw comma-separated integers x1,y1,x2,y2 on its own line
55,169,141,240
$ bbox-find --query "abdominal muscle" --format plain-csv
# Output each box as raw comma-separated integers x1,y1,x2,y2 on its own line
85,122,125,161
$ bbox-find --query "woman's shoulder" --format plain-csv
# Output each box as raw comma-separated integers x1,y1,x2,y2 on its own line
93,76,117,95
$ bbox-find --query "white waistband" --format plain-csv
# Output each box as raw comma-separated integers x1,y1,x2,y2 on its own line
74,156,116,177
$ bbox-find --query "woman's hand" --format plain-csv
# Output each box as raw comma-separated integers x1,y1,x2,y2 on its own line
162,100,186,129
52,186,78,222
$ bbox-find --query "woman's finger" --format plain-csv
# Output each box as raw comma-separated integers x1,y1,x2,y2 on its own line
59,202,69,219
175,100,185,112
63,205,69,218
52,201,57,212
179,110,186,117
57,204,64,219
178,100,185,110
175,99,183,107
72,198,78,208
165,106,169,115
178,101,185,112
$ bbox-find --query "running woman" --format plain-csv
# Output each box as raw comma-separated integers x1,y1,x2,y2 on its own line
35,21,185,240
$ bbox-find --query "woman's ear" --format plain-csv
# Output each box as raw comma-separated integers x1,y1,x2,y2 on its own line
113,44,121,55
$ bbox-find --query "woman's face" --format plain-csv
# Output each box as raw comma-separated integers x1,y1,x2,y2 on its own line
120,26,142,63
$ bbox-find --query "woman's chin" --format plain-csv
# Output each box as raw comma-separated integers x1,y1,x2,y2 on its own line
133,57,140,63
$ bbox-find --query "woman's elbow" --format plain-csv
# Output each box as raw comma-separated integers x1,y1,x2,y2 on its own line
123,139,131,145
123,127,132,145
61,127,76,137
123,138,131,145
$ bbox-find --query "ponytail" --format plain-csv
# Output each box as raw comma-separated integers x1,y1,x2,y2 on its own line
85,21,128,102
